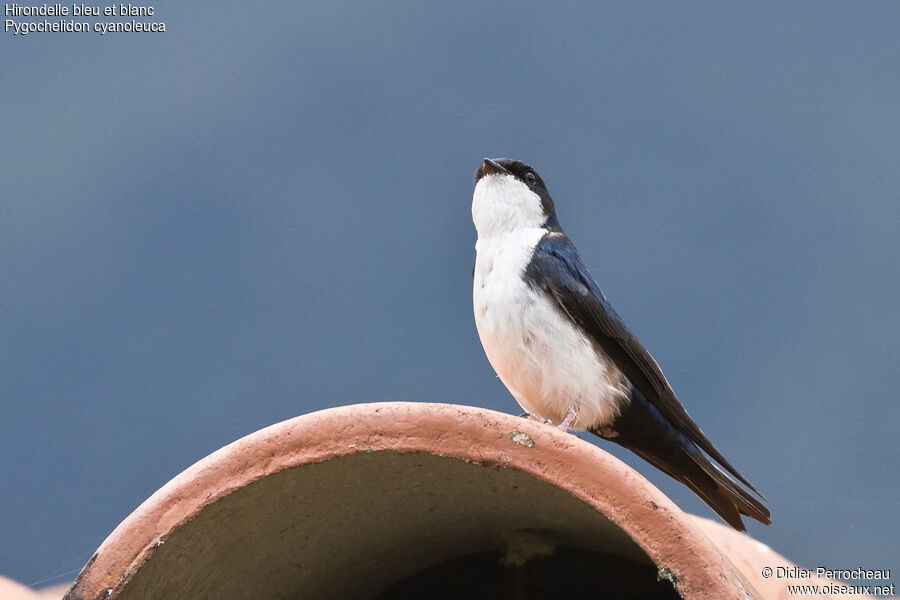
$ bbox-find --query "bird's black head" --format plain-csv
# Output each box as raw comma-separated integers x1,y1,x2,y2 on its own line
473,158,559,230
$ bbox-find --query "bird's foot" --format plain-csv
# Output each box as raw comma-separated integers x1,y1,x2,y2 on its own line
518,412,552,425
556,406,577,432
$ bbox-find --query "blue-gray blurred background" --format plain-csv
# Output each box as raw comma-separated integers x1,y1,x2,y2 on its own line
2,1,898,588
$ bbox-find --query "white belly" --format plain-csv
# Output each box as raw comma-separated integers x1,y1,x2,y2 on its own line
473,230,628,430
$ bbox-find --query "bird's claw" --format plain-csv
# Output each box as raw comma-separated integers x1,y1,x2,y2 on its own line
519,412,552,425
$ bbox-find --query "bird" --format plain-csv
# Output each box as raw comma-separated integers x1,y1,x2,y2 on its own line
471,157,770,531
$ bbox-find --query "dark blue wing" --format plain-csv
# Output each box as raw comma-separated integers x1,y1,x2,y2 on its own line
524,232,758,492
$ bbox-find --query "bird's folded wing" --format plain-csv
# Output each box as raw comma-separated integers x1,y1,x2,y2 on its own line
524,233,760,494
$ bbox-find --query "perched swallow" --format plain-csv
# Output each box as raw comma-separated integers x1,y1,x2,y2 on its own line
472,157,770,530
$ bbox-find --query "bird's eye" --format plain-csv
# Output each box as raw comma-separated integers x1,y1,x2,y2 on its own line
525,172,536,184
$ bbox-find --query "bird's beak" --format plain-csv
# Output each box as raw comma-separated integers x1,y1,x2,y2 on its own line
482,158,510,175
475,158,511,184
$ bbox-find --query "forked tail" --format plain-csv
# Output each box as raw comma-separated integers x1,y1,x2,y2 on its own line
592,386,771,531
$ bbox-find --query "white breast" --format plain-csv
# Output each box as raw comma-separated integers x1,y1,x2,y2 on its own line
473,230,628,430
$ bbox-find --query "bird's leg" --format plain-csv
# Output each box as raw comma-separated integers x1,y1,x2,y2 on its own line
557,406,578,431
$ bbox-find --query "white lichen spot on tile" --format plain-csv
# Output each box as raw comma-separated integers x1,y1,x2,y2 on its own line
509,430,535,448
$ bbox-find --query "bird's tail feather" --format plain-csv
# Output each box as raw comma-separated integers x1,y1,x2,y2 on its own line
626,439,770,531
592,387,771,531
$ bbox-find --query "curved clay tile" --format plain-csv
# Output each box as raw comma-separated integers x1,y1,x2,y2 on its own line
59,402,871,600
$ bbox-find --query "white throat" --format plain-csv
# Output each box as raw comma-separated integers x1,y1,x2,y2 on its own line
472,174,547,239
